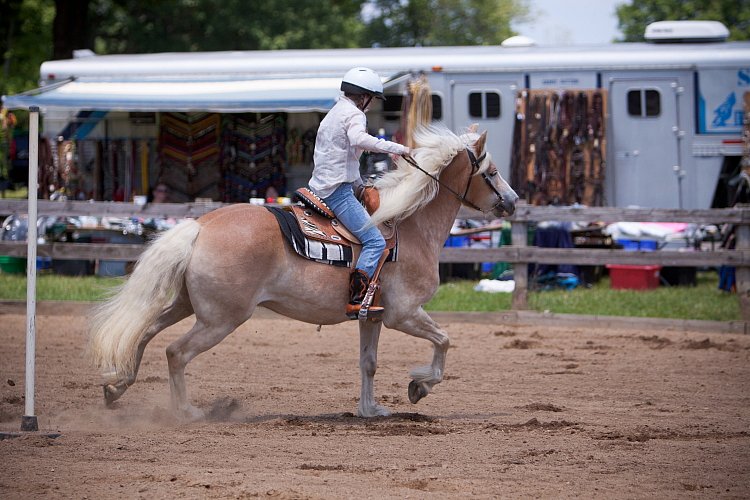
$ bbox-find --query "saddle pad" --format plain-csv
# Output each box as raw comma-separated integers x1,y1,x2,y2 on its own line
267,207,397,267
268,206,351,266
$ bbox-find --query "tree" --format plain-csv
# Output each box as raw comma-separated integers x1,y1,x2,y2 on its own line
89,0,366,54
1,0,55,96
2,0,368,95
616,0,750,42
52,0,90,59
3,0,532,98
363,0,529,47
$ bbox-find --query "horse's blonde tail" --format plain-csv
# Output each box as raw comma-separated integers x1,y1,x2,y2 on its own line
88,219,201,380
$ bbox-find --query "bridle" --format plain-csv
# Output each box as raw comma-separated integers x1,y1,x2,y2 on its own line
402,148,504,213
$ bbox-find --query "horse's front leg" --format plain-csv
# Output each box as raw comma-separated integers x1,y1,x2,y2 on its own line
358,320,391,417
387,307,449,404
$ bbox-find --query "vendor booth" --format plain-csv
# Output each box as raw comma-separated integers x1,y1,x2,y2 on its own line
3,73,410,203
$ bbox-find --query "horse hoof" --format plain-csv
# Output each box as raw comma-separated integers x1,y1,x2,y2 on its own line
408,381,428,404
103,384,120,407
175,405,205,422
358,404,392,418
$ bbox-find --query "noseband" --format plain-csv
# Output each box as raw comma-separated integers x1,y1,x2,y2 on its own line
402,149,504,213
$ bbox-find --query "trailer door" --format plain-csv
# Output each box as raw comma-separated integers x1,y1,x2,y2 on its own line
610,79,681,208
451,81,519,179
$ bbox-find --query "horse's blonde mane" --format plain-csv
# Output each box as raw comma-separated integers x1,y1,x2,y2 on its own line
370,125,491,226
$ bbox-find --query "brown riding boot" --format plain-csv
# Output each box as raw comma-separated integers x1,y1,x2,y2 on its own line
346,269,384,320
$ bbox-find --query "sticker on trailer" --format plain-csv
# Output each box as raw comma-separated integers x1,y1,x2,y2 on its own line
528,73,598,89
698,68,749,134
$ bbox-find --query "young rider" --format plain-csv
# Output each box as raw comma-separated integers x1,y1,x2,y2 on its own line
309,67,410,319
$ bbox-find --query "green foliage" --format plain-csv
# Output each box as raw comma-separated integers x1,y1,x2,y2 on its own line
364,0,529,47
90,0,367,53
616,0,750,42
2,0,533,97
2,0,367,96
0,0,55,95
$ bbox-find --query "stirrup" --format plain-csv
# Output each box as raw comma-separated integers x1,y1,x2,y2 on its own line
346,304,384,321
357,279,383,321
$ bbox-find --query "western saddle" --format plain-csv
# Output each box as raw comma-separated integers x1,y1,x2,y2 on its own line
290,187,395,321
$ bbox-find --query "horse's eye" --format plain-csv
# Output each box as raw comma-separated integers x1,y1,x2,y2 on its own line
488,170,498,177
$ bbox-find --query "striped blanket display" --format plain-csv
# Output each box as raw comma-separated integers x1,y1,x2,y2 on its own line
267,207,397,267
222,115,287,202
158,112,222,202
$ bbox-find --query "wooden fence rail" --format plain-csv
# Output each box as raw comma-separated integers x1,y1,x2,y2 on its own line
1,200,748,320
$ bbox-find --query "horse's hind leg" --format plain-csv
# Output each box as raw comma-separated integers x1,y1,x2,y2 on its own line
103,291,193,406
165,318,241,421
388,307,450,404
358,320,391,417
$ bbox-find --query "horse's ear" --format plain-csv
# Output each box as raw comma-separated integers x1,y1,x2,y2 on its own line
474,131,488,154
468,123,479,133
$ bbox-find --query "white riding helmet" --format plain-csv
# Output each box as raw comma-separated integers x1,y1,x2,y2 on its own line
340,67,385,100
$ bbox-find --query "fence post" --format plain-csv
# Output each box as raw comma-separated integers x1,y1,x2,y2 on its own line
735,222,750,322
511,220,528,310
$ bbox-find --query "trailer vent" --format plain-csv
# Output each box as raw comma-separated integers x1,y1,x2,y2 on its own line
645,20,729,43
501,35,536,48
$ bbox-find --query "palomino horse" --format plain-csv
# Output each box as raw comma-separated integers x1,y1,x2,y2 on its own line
89,125,518,419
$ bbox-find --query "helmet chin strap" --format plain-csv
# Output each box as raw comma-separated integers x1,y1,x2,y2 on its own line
361,95,373,111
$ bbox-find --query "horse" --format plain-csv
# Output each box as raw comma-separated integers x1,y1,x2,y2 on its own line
88,125,518,420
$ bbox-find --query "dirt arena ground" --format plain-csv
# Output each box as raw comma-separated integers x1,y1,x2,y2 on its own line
1,308,749,499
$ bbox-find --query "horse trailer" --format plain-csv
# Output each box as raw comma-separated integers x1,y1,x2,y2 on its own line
3,21,749,209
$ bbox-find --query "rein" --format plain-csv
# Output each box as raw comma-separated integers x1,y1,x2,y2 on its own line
402,149,501,213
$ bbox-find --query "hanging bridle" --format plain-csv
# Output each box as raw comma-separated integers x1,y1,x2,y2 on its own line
402,148,504,213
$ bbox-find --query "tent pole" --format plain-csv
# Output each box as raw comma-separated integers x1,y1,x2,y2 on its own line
140,139,149,195
21,106,39,432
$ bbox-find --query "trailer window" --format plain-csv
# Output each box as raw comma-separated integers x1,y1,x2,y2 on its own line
383,95,403,113
486,92,500,118
468,91,501,119
431,94,442,120
627,89,661,117
469,93,483,117
645,90,661,116
627,90,641,116
383,93,442,121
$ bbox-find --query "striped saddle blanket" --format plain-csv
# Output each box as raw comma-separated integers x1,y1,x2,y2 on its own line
267,206,397,267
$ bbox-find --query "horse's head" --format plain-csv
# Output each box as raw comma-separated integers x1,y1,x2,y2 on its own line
371,125,518,227
464,130,518,217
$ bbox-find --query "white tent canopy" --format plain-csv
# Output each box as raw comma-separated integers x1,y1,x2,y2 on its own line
2,73,405,113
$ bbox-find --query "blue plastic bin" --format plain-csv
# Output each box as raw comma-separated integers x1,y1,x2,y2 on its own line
445,235,470,247
616,239,657,251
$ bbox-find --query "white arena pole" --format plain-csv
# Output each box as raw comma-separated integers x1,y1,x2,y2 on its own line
21,106,40,432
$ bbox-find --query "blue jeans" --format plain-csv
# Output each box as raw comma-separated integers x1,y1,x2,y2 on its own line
322,183,385,278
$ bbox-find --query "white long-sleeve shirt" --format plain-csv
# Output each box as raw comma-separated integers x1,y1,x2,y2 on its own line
310,95,407,198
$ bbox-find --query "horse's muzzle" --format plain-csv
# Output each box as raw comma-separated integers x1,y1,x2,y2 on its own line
493,192,518,217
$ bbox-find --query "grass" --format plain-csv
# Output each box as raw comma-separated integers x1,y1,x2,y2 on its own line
0,272,123,302
425,270,739,322
0,268,740,322
1,186,29,199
